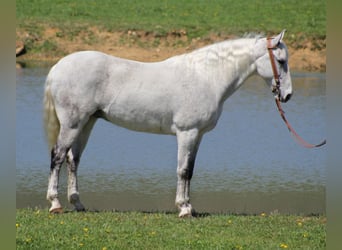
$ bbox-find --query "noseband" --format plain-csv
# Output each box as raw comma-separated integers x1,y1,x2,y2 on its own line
267,38,281,97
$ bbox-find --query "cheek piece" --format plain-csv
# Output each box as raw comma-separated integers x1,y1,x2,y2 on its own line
266,38,281,99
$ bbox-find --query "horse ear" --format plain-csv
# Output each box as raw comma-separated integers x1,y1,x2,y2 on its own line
270,29,286,47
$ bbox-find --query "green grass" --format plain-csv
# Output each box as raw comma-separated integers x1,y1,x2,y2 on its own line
16,208,326,249
16,0,326,59
17,0,325,38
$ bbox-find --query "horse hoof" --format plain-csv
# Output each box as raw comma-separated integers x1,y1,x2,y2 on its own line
178,205,193,218
49,207,63,214
179,212,192,218
75,207,86,212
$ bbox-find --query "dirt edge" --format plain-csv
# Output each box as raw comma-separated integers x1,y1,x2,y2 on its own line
16,28,326,72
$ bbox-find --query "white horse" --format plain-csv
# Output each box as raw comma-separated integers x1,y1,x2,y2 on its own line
44,30,292,217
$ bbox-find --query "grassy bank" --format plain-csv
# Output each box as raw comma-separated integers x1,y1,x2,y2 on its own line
16,0,325,37
16,0,326,67
16,208,325,249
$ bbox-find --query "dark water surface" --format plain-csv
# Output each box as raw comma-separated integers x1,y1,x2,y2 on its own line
16,66,326,214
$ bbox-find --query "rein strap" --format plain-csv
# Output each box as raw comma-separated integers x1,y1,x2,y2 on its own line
275,98,326,148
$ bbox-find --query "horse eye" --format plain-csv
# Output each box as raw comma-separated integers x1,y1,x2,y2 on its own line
278,59,286,65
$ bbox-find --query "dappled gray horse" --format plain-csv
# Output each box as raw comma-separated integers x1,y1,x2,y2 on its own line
44,30,292,217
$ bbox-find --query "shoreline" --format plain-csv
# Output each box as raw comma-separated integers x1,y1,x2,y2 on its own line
16,29,326,72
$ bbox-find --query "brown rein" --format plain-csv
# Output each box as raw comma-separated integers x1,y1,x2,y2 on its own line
275,98,326,148
267,38,326,148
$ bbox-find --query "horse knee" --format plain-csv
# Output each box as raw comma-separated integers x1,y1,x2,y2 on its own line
177,167,194,180
177,154,196,180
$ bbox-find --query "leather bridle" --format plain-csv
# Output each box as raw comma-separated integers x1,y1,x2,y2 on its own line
267,37,326,148
267,38,281,98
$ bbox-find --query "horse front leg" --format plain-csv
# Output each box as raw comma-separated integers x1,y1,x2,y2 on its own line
175,129,202,217
47,144,68,213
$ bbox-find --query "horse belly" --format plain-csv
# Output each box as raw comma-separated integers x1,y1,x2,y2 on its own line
103,96,175,134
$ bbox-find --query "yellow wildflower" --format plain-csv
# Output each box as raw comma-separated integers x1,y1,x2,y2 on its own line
83,227,89,233
260,212,267,217
16,223,20,228
280,243,288,248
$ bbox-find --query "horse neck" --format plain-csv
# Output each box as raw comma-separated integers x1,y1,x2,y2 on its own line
205,39,257,104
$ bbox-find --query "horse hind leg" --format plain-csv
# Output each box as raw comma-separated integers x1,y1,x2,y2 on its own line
47,143,69,213
66,117,96,212
47,122,87,213
66,148,84,211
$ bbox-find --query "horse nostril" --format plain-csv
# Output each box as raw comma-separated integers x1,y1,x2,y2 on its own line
284,93,292,102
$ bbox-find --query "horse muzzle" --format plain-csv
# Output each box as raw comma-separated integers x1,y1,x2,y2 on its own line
272,84,292,103
281,93,292,103
275,92,292,103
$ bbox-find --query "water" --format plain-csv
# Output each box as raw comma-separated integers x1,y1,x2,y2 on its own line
16,66,326,214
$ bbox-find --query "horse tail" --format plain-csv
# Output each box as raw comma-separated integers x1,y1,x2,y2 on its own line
43,75,60,151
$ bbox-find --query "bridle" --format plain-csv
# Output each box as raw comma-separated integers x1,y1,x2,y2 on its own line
267,38,281,98
266,37,326,148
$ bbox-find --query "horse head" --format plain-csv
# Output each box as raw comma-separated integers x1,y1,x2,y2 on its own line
254,30,293,103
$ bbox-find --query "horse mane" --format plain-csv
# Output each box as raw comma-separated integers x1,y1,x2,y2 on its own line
184,32,265,57
175,34,261,67
242,32,265,39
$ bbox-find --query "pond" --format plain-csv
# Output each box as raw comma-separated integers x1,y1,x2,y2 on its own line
16,66,326,214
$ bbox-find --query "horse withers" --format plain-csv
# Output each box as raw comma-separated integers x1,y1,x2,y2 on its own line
44,30,292,217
